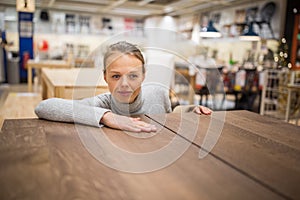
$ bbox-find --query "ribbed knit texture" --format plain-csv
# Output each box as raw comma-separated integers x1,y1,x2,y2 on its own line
35,84,172,127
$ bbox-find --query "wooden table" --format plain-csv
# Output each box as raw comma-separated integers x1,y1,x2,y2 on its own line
1,110,299,199
41,68,108,100
27,59,72,92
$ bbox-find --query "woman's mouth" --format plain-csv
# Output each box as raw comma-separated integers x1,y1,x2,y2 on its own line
117,91,132,96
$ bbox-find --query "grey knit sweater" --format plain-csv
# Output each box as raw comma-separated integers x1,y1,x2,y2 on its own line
35,84,172,127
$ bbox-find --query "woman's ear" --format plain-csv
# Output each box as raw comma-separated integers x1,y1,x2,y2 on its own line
104,72,107,83
141,68,146,82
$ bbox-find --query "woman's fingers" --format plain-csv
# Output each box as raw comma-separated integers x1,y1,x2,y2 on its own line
193,106,212,115
120,116,157,133
199,106,212,115
194,107,202,114
131,117,141,121
125,124,156,133
102,113,157,133
130,119,157,132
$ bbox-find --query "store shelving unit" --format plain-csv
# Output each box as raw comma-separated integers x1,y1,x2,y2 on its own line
260,69,288,119
260,69,300,123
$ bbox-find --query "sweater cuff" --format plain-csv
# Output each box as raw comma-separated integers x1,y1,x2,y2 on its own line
98,110,111,127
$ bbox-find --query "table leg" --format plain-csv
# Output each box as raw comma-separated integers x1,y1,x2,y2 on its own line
28,66,32,92
41,75,47,100
285,88,291,122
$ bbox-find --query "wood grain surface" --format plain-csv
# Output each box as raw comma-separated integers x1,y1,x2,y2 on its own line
147,110,300,199
0,112,288,199
41,68,108,99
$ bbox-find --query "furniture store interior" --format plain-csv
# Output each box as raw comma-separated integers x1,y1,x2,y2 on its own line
1,1,300,199
0,0,299,127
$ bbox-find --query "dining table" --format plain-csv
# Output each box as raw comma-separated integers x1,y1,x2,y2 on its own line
26,59,72,92
0,110,299,200
41,68,108,100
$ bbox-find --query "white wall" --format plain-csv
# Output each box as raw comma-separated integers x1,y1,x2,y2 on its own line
144,16,198,59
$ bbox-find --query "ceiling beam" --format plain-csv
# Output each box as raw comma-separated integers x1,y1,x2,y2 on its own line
101,0,128,12
48,0,56,7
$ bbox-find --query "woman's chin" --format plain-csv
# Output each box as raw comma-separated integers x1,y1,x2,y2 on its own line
115,96,132,104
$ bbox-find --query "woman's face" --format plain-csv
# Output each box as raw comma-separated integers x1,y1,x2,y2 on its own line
104,54,145,103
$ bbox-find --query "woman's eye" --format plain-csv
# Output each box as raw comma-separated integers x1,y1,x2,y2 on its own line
128,74,138,79
112,75,120,79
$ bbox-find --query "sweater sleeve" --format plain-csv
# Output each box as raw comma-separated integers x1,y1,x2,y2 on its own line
35,95,111,127
163,88,172,113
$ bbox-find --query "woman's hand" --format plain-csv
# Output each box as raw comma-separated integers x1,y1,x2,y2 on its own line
101,112,157,133
193,105,212,115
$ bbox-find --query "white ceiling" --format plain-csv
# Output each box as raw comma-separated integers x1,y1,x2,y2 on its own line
0,0,263,17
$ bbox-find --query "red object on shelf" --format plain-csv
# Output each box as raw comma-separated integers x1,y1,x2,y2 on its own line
38,40,49,51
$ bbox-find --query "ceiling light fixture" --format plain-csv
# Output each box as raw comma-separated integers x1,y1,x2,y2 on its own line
239,22,261,41
199,20,221,38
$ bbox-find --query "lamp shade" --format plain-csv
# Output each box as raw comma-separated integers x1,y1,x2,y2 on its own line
239,23,260,41
200,20,221,38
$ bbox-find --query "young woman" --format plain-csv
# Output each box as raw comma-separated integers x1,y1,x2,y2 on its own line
35,41,212,132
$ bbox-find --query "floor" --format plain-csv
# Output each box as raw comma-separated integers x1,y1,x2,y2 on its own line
0,83,42,129
0,83,298,129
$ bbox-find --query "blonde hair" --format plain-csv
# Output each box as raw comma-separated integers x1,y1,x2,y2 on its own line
103,41,145,73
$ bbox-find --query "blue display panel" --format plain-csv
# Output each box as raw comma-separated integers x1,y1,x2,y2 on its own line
18,12,34,82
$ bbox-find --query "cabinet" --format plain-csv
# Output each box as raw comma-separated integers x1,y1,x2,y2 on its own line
291,14,300,69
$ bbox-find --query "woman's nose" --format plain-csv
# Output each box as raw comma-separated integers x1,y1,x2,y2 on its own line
119,76,129,87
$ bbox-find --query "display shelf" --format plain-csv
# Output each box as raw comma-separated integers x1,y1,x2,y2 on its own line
291,13,300,69
260,69,300,123
260,69,287,118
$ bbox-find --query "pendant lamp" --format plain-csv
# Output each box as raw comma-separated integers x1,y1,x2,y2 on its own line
239,22,260,41
199,20,221,38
